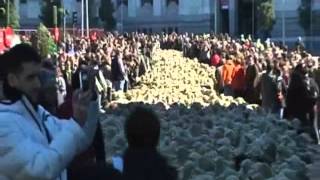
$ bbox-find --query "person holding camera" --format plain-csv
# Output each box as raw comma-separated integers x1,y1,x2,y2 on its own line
0,44,99,180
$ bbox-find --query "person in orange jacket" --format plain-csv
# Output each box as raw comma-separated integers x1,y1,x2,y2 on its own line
231,57,246,98
222,55,235,96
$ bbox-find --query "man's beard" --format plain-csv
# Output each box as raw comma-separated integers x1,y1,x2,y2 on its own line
0,82,5,100
3,79,21,102
3,80,39,110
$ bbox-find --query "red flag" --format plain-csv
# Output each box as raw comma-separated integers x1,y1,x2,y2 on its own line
90,32,97,41
54,27,60,42
0,29,6,53
4,27,14,48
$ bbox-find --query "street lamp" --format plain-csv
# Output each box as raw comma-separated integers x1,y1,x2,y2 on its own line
63,9,69,42
214,0,218,34
282,0,286,45
252,0,255,37
86,0,89,38
81,0,84,37
121,0,123,33
6,0,9,27
310,0,314,50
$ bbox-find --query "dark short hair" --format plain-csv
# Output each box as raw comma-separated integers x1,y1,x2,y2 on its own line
0,51,9,80
42,60,56,71
125,106,160,148
5,44,42,74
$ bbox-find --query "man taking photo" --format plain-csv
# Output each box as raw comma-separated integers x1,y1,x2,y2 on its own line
0,44,99,180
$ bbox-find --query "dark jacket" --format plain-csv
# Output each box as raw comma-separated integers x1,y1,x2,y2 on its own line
56,97,107,180
122,148,178,180
111,57,125,81
286,70,319,123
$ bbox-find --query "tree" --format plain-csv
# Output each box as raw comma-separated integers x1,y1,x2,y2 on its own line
40,0,63,27
99,0,116,30
36,23,57,59
0,0,20,28
298,0,311,36
256,0,275,38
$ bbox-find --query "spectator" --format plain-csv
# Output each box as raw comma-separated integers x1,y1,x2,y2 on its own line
112,106,178,180
56,66,67,106
231,56,246,98
286,63,319,140
210,49,221,67
39,60,58,115
245,55,260,104
112,50,127,91
0,44,98,180
222,55,235,96
255,60,286,117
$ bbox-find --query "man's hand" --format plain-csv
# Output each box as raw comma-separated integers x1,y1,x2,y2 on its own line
72,89,93,127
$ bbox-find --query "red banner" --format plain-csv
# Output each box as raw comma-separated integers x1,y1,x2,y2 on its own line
4,27,14,48
90,32,97,42
54,27,60,42
0,29,5,54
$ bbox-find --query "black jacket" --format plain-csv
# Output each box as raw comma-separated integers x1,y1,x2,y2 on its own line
122,148,178,180
111,57,125,81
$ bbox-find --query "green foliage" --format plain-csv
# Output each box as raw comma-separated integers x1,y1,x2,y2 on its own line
99,0,116,30
36,23,57,59
0,0,20,28
40,0,63,27
256,0,275,37
298,0,311,35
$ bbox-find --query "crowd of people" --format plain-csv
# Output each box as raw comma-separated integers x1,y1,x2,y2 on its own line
161,32,320,141
0,42,177,180
0,30,320,180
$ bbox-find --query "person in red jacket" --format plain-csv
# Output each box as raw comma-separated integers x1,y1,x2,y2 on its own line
210,49,221,67
231,56,246,98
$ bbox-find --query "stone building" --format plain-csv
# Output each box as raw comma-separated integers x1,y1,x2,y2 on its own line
14,0,320,38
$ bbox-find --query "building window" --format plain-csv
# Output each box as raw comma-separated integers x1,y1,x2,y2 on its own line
20,0,27,4
143,28,148,34
117,0,128,6
167,0,178,5
142,0,153,6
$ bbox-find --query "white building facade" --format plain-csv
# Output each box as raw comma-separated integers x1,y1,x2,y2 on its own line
15,0,320,38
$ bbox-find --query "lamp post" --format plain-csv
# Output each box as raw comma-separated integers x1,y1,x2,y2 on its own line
310,0,313,50
214,0,218,34
81,0,84,37
252,0,255,37
6,0,9,27
85,0,89,38
282,0,286,45
63,9,69,42
121,0,123,33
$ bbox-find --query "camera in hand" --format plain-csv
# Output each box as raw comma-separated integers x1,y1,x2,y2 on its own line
79,69,90,92
79,67,98,101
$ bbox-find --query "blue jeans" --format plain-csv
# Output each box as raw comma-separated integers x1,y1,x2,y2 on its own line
114,80,126,92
